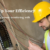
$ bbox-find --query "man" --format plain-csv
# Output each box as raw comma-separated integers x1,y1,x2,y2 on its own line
28,1,50,50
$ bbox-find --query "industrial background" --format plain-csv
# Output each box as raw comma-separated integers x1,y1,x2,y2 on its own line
0,0,50,50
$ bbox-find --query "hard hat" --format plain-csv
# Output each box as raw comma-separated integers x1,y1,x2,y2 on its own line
32,1,50,23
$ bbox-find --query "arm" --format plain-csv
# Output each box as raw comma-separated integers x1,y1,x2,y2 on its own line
28,40,44,50
42,43,46,50
42,38,46,50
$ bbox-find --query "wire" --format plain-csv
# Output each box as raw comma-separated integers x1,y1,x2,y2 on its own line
1,3,42,44
0,22,28,49
0,1,28,49
6,18,42,44
7,6,42,44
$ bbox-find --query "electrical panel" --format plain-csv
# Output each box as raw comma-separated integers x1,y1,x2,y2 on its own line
0,22,13,50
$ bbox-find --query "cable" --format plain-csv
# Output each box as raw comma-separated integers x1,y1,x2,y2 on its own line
0,22,28,49
6,18,42,44
7,7,42,44
0,2,42,44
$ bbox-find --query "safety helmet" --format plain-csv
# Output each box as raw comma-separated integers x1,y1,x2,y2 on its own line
32,1,50,23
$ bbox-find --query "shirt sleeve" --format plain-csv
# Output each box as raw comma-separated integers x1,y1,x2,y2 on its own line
43,38,45,43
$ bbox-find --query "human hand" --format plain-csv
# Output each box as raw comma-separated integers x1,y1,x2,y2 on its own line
28,40,43,50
